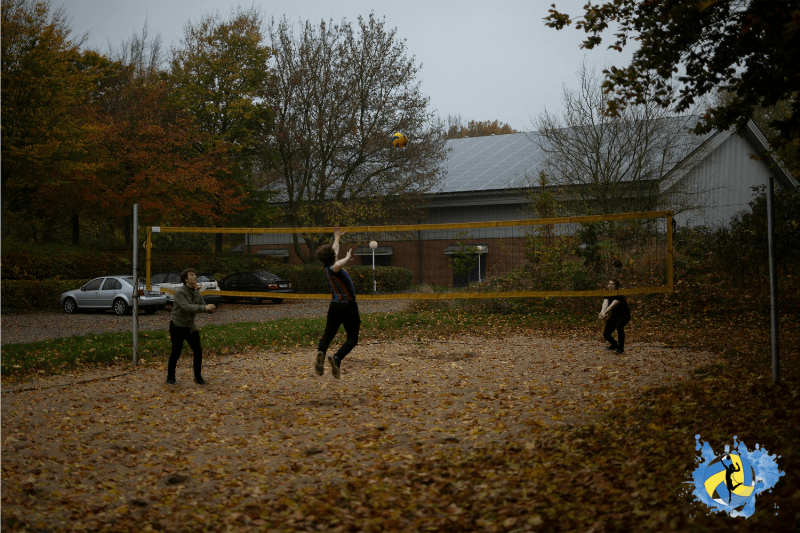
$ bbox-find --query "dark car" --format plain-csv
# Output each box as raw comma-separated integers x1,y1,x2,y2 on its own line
218,271,292,304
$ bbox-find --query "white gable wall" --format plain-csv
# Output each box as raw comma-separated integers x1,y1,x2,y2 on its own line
675,132,791,227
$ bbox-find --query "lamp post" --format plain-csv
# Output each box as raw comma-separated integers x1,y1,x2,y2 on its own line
369,240,378,292
476,245,484,282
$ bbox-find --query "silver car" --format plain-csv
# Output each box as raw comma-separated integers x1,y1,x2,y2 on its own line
59,276,168,315
149,272,222,304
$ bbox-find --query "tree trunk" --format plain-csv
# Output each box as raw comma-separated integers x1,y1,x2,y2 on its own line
72,214,80,245
215,233,223,254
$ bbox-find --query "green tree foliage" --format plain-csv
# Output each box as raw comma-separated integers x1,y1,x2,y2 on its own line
169,7,279,248
544,0,800,146
444,115,518,139
264,14,449,262
447,231,480,279
680,187,800,284
748,99,800,180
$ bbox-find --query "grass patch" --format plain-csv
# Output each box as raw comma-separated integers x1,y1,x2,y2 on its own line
1,307,584,380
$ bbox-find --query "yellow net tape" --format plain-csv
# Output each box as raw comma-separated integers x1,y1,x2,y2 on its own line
146,210,673,299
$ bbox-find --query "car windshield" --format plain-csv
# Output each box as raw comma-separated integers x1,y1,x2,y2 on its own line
253,271,278,281
197,274,215,282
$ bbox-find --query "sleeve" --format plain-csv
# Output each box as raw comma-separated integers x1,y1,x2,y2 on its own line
173,287,207,315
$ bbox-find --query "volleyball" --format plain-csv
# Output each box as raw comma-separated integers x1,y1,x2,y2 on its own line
391,132,408,148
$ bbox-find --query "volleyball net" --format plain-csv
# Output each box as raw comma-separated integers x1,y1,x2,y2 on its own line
145,210,673,300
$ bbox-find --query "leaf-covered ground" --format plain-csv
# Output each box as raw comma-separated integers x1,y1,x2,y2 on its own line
2,284,799,532
2,330,719,532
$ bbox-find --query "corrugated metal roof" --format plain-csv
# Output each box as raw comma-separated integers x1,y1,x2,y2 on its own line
434,133,545,193
436,119,715,194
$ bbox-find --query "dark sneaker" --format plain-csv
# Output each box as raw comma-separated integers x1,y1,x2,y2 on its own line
314,351,325,376
166,378,177,385
615,348,624,354
194,376,207,385
606,344,618,350
327,355,340,380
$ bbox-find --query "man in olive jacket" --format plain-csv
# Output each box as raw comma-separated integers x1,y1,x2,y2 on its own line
167,268,216,385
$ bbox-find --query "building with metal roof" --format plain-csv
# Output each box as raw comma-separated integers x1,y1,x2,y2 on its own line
424,120,797,228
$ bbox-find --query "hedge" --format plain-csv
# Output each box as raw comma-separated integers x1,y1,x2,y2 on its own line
1,241,414,308
266,265,413,294
1,279,91,310
1,243,283,281
2,267,413,310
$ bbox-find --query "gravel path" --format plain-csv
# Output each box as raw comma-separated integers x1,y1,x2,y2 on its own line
0,299,410,346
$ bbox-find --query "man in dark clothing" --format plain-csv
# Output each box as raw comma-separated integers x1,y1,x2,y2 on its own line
599,278,630,354
313,224,360,379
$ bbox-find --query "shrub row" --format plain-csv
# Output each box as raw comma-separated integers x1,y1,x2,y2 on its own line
264,265,413,295
1,243,282,281
1,279,90,310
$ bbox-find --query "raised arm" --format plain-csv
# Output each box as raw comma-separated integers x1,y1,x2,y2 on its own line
332,224,343,258
331,224,352,273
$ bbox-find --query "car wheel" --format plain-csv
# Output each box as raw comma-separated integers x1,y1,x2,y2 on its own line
271,298,284,304
249,297,262,305
113,298,130,315
144,307,158,315
63,298,78,314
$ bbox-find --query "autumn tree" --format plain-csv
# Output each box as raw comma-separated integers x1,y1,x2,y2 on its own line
444,115,517,139
544,0,800,146
264,14,449,262
1,0,97,243
169,6,278,252
86,69,247,248
529,63,713,215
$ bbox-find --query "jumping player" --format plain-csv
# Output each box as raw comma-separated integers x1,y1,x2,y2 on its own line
313,224,360,379
599,278,630,354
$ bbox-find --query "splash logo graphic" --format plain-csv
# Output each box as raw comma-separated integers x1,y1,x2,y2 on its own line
689,435,784,518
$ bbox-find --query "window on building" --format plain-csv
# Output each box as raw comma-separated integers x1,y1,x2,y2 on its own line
354,246,393,267
444,244,488,288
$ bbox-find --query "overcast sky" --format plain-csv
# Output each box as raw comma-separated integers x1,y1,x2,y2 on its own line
59,0,636,132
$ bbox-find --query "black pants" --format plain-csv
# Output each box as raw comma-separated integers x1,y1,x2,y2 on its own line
603,313,630,349
168,322,203,379
318,302,361,362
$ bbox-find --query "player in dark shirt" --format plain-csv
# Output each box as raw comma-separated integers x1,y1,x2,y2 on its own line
313,224,360,379
599,279,631,354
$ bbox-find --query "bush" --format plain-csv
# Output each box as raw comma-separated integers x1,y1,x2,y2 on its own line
0,242,284,281
1,279,91,310
266,265,414,294
1,243,132,280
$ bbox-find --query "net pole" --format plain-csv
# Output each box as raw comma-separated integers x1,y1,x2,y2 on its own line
145,227,152,290
667,211,674,292
767,177,780,385
132,204,139,366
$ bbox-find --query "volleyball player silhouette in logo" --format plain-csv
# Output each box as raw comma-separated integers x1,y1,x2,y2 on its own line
721,454,743,504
